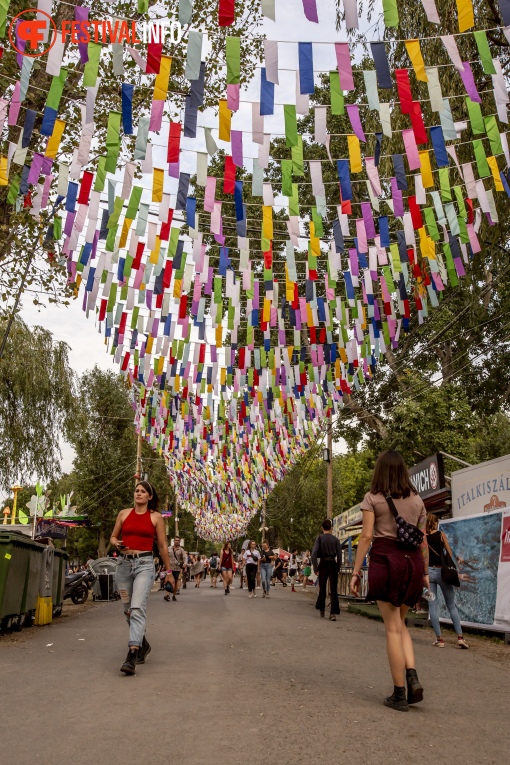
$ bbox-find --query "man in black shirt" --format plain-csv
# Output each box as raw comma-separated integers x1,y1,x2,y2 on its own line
311,518,344,621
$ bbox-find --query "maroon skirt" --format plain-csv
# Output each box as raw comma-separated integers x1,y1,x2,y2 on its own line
367,538,424,607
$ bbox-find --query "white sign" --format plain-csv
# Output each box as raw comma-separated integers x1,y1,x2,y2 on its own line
451,454,510,518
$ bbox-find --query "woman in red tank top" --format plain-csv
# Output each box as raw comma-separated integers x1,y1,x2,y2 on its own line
219,541,234,595
110,480,174,675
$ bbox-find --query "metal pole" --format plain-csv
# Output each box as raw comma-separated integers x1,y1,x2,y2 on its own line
327,416,333,519
135,431,142,486
262,500,266,545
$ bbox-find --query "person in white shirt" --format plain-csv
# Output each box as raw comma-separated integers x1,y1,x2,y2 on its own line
244,540,261,598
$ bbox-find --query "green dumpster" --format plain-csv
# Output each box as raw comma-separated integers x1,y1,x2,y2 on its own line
0,532,43,632
52,548,68,617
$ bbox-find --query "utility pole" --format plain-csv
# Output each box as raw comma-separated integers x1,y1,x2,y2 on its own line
135,431,142,486
174,493,179,538
327,415,333,519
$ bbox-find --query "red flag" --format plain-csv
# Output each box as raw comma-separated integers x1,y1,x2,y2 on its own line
395,69,413,114
410,101,427,145
147,40,162,74
78,170,93,204
408,195,423,229
167,122,181,163
224,155,236,193
219,0,235,26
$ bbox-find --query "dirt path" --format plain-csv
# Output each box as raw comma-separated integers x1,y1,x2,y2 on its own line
1,583,507,765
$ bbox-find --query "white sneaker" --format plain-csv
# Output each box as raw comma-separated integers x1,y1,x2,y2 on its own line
249,593,253,599
432,638,445,647
256,586,261,589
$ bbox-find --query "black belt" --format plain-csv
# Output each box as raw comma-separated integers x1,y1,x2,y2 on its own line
322,556,336,561
120,551,153,559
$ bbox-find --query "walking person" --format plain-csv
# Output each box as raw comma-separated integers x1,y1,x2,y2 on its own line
209,552,220,588
165,535,186,602
110,481,175,675
289,549,299,591
190,554,204,587
312,519,343,621
350,451,428,711
220,541,234,594
301,550,311,592
426,514,469,649
259,541,274,598
272,556,284,586
244,540,261,598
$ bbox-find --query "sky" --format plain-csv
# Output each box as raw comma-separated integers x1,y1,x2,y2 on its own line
18,0,363,470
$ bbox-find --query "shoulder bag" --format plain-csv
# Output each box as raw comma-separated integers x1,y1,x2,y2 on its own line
386,495,424,551
440,532,460,587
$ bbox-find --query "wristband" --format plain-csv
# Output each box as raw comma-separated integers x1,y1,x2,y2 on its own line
166,570,173,575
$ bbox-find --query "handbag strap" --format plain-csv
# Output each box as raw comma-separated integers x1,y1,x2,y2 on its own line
385,494,400,520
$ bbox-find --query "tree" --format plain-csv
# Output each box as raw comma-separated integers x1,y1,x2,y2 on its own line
68,366,172,556
0,0,265,315
0,317,75,491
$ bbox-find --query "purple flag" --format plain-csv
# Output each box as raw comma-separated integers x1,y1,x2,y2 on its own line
459,62,481,103
302,0,319,22
75,8,90,64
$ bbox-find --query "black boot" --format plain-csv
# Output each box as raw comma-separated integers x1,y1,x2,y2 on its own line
384,686,408,712
136,636,151,665
406,668,424,704
120,648,138,675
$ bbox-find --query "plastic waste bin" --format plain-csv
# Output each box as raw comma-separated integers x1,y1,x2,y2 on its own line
20,539,45,628
35,546,54,626
0,532,43,632
52,548,68,617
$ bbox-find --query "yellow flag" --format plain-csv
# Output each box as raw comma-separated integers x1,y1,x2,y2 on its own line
405,40,428,82
262,205,273,239
310,221,321,256
347,134,362,173
154,56,172,100
418,150,434,188
150,236,161,264
216,324,223,347
285,264,295,302
45,119,66,159
456,0,474,32
152,168,164,202
146,336,154,354
263,297,271,322
119,218,133,248
219,99,232,142
0,156,8,186
487,155,504,191
173,277,182,299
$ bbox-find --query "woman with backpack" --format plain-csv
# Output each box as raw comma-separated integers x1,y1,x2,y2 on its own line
350,451,428,712
426,514,469,649
209,552,220,588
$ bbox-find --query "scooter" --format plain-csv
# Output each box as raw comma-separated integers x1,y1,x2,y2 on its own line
63,566,96,605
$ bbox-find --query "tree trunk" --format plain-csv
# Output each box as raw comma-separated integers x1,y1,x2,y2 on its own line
97,528,107,558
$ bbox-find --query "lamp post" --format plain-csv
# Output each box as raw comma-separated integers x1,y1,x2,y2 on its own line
10,484,23,525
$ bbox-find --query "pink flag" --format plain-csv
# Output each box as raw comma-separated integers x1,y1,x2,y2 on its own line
335,43,354,90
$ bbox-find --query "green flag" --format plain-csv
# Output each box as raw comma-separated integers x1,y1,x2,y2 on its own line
226,36,241,85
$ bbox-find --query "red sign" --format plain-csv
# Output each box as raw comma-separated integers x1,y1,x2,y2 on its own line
501,514,510,563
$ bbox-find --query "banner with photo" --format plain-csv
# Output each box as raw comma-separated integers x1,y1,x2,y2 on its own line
438,509,510,632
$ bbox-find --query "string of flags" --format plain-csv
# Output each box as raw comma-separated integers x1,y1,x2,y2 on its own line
1,0,510,539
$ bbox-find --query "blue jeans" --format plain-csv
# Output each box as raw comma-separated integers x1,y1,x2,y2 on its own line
115,556,155,647
260,563,272,593
428,566,463,636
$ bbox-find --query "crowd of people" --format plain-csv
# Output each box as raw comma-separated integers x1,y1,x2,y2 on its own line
157,537,315,599
107,453,470,713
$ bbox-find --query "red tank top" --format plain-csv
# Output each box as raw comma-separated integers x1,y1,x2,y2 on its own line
221,551,233,568
121,509,156,552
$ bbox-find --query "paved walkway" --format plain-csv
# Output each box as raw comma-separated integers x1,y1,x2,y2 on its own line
1,582,508,765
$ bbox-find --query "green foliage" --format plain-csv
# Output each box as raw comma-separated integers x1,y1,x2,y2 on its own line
0,317,75,491
67,366,171,556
